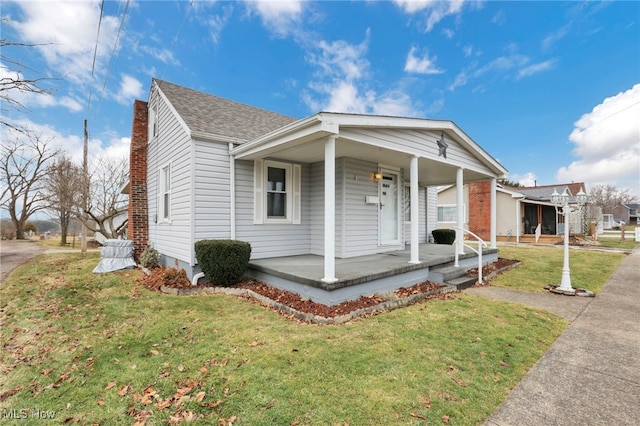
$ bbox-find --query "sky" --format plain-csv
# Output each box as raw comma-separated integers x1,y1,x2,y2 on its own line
2,0,639,200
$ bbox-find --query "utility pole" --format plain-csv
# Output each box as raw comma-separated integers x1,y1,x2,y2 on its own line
81,119,88,253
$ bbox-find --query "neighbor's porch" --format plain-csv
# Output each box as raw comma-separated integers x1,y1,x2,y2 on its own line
246,243,498,305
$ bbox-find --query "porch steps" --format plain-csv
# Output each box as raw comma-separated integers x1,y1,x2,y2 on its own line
429,265,478,290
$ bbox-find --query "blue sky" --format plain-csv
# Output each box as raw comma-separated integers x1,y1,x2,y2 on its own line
2,0,639,198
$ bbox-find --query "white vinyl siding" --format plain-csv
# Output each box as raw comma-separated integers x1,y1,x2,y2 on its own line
236,160,310,259
193,140,231,241
147,90,192,265
339,128,496,178
159,163,171,222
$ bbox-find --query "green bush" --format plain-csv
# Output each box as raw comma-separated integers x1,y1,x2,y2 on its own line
432,229,456,245
139,246,160,269
195,239,251,286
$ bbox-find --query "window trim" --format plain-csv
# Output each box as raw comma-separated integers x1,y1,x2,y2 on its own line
254,159,301,225
159,162,171,223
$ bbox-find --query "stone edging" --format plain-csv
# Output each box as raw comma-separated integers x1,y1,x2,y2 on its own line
159,284,458,325
482,261,522,283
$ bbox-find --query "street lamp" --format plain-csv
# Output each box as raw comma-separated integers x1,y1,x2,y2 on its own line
550,187,589,295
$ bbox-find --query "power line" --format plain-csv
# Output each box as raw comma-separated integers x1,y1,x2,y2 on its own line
95,0,130,114
87,0,105,110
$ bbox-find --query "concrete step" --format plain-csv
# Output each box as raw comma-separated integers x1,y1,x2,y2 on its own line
430,265,468,283
446,274,478,290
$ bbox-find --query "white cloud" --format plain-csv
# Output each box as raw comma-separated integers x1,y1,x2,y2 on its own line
404,47,444,75
448,71,468,91
556,84,640,198
114,74,143,105
394,0,470,32
304,31,421,117
10,1,120,85
509,172,538,187
517,59,557,79
491,9,506,25
245,0,304,38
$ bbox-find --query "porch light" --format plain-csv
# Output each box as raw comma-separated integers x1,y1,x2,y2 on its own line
373,172,382,182
550,187,590,295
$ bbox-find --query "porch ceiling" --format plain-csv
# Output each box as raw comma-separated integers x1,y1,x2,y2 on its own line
248,136,491,186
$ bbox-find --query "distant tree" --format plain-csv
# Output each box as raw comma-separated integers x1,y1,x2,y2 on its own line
24,221,37,233
589,184,635,215
498,179,522,188
0,134,60,239
44,154,83,245
1,18,58,132
81,156,129,240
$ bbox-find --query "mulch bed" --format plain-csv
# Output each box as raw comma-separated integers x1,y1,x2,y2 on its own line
137,258,521,321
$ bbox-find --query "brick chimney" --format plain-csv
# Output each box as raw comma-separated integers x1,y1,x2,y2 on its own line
128,100,149,261
468,181,491,241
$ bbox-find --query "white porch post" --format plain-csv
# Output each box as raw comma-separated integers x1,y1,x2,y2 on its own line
456,168,465,255
490,177,497,248
409,155,420,264
322,135,338,283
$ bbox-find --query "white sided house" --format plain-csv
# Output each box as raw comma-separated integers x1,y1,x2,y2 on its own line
128,79,508,304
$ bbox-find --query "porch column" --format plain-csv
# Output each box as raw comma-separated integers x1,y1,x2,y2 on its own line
409,155,420,264
322,135,338,283
490,177,497,248
456,168,465,254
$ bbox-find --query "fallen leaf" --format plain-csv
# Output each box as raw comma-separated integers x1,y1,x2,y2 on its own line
452,377,468,387
290,422,301,426
195,391,206,402
178,364,185,372
105,381,117,390
442,415,450,423
499,360,510,367
97,400,105,406
410,412,426,420
262,400,276,410
118,384,131,396
150,350,160,356
418,394,431,409
248,341,259,347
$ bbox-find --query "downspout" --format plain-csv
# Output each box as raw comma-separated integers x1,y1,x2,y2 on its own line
229,143,236,240
516,199,521,243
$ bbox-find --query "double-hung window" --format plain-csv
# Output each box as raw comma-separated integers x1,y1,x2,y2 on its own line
254,160,301,224
437,204,465,223
159,164,171,222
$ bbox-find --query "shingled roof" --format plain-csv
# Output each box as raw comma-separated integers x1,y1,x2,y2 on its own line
154,79,297,142
504,182,586,201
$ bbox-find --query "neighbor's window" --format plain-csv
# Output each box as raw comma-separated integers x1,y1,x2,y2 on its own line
160,164,171,222
437,205,458,222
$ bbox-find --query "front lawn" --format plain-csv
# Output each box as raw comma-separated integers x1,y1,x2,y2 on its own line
494,244,627,293
0,253,567,425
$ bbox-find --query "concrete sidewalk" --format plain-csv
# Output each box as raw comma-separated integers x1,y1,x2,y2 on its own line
467,249,640,426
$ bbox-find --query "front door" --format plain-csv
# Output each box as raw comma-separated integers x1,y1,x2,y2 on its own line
380,170,400,245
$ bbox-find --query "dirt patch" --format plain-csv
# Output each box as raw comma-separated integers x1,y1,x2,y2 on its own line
468,258,521,286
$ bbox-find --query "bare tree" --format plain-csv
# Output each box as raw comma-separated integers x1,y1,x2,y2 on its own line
82,156,129,240
0,134,60,239
1,18,59,132
589,184,635,214
44,154,83,245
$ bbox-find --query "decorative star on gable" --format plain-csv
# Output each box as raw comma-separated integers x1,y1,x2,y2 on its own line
437,133,448,159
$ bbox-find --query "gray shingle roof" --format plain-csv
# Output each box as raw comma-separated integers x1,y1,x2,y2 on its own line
508,182,586,201
154,79,297,142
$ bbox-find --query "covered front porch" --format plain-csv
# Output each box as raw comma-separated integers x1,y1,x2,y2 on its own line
246,243,498,305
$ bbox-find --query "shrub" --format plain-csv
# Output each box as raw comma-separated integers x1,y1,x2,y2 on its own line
432,229,456,245
195,239,251,286
139,246,160,269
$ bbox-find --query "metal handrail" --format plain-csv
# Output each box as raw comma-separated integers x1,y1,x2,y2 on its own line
454,227,488,284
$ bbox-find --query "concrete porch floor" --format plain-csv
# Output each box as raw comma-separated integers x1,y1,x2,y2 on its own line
246,243,498,305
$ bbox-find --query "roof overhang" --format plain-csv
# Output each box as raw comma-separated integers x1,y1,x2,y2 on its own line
230,112,508,186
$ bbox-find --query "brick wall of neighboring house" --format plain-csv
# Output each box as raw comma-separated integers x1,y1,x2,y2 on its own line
128,100,149,261
468,181,491,241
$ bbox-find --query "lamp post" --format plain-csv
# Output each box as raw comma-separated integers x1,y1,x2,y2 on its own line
550,187,589,295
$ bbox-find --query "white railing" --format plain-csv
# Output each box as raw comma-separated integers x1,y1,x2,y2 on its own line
454,227,488,284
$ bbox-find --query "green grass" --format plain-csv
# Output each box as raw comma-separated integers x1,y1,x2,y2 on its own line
494,244,627,293
0,253,568,425
595,238,638,250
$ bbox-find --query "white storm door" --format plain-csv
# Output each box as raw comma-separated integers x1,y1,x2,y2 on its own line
380,170,400,245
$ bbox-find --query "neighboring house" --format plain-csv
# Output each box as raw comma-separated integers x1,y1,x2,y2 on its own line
437,182,590,243
610,203,632,226
628,203,639,225
127,79,508,286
